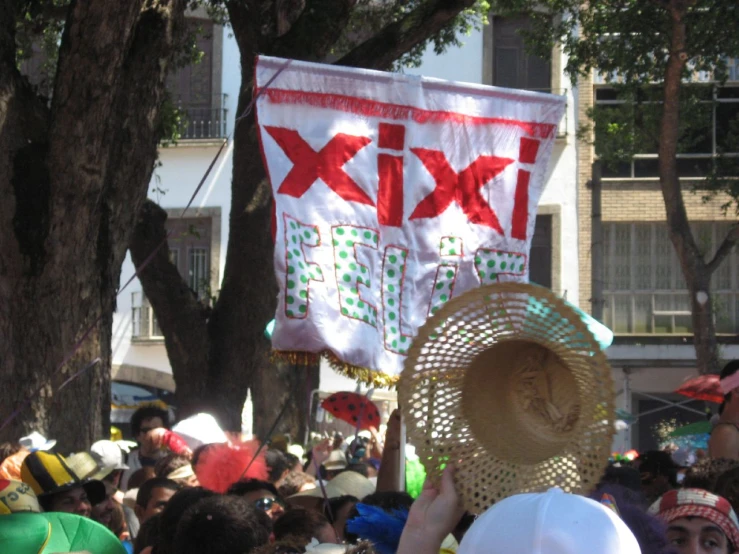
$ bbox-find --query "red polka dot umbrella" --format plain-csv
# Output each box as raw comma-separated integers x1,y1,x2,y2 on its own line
321,392,380,430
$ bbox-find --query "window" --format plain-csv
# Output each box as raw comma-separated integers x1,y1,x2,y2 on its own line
603,222,739,334
595,86,739,178
166,18,226,139
167,217,212,300
530,215,553,288
492,16,551,91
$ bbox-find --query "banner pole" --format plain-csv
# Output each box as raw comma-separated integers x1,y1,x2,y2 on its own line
398,412,406,491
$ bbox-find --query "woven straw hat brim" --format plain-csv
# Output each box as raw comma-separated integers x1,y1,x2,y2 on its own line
399,283,615,514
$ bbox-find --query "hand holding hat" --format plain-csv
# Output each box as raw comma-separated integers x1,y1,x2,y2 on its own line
143,428,192,458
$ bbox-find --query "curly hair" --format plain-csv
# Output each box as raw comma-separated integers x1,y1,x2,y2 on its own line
155,453,191,479
277,470,316,498
682,457,739,491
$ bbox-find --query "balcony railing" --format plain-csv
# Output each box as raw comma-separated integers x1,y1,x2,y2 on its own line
131,292,163,340
178,106,228,140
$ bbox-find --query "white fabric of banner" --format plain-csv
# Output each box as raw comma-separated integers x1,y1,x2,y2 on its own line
256,56,566,377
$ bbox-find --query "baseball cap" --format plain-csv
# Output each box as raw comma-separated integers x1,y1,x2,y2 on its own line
458,488,641,554
291,470,374,500
90,440,129,478
648,488,739,548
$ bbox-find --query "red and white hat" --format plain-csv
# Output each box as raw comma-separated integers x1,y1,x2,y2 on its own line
648,488,739,548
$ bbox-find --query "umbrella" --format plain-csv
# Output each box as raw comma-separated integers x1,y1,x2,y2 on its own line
675,374,723,404
321,392,380,430
668,420,712,438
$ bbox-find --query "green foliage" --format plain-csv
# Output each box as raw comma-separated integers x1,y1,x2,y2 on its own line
157,95,185,147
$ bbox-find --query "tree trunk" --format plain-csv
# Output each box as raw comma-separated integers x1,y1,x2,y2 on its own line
0,0,186,451
658,1,721,375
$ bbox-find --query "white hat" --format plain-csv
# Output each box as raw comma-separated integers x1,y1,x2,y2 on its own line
291,470,375,500
171,413,228,451
19,432,56,453
90,440,129,477
458,488,641,554
323,450,347,471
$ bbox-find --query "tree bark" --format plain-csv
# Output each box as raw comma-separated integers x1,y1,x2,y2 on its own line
0,0,186,451
658,0,721,375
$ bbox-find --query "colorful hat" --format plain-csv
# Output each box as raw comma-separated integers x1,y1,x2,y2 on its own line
19,432,56,453
0,479,41,514
21,451,106,506
0,449,29,480
649,488,739,548
458,488,640,554
399,282,615,514
0,511,126,553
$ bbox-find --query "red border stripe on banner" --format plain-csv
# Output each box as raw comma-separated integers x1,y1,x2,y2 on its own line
259,88,558,139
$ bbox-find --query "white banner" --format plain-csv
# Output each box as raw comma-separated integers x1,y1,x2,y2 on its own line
256,56,566,378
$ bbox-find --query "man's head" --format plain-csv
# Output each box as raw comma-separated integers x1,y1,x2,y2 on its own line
131,406,170,445
135,477,181,524
265,449,292,486
649,488,739,554
42,486,93,517
273,508,337,544
158,486,218,550
173,495,272,554
638,450,680,502
228,479,286,521
91,479,117,529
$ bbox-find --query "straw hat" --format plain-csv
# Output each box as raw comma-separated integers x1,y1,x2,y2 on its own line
291,470,375,500
399,283,615,514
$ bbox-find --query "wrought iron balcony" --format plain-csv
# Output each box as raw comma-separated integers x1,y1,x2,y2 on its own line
178,105,228,140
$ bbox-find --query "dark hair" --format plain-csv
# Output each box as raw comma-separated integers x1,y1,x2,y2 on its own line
599,465,644,496
720,361,739,414
191,443,217,469
323,495,358,525
228,478,281,499
154,453,191,479
134,513,162,554
345,463,369,478
639,451,679,487
265,449,291,484
128,467,156,490
131,406,170,436
589,484,669,554
0,442,23,465
273,508,332,542
173,495,272,554
109,500,127,537
278,470,316,498
715,466,739,515
157,487,218,554
136,478,181,508
284,452,300,469
251,538,308,554
683,458,739,491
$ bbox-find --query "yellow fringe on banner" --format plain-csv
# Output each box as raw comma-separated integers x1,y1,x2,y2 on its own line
271,350,321,366
271,349,398,387
323,351,399,388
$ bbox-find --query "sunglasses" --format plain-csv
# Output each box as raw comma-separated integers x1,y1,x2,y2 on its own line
254,497,285,512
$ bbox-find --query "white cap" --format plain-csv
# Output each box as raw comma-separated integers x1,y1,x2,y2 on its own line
171,413,228,450
90,440,129,475
458,488,641,554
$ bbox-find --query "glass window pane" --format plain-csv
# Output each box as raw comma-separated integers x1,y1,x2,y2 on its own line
614,296,632,333
717,102,739,153
634,159,660,178
189,247,209,298
633,294,652,333
634,225,652,289
654,225,674,289
714,293,734,333
613,224,632,290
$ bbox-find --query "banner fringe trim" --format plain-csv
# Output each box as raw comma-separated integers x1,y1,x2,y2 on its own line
271,350,398,388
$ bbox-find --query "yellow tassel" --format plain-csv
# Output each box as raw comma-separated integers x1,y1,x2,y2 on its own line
323,351,399,388
271,350,321,366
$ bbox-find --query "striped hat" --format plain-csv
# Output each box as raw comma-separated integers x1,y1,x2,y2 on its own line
649,488,739,548
20,451,106,506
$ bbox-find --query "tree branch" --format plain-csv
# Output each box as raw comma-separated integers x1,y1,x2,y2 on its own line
707,224,739,274
130,201,211,408
272,0,357,60
335,0,475,70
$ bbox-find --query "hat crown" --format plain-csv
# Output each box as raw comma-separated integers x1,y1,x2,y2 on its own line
21,451,79,496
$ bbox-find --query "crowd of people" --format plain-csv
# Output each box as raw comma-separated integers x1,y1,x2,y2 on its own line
3,364,739,554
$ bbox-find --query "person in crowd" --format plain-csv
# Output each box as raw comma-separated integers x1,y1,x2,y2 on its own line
154,486,217,554
638,450,680,503
710,361,739,460
228,478,286,521
266,448,293,488
323,495,358,543
20,450,106,518
396,466,640,554
122,406,171,491
0,441,26,465
172,495,272,554
715,466,739,514
597,464,644,497
273,508,339,544
323,450,349,481
278,469,316,498
345,463,370,478
92,476,119,530
649,488,739,554
154,452,199,487
134,477,180,524
284,452,302,473
134,513,162,554
0,444,29,480
588,484,668,554
682,458,739,491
